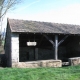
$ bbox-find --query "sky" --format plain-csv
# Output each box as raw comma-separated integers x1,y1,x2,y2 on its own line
2,0,80,31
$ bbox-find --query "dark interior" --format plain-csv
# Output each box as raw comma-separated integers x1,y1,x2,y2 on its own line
19,33,80,62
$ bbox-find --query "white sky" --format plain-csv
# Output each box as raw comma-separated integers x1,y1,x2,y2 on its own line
2,0,80,31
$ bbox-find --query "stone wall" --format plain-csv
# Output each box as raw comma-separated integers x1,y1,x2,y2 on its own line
5,32,19,67
69,57,80,66
12,59,62,68
8,34,80,67
11,33,19,66
5,24,11,67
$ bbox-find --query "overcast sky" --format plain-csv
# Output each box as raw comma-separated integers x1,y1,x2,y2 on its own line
2,0,80,31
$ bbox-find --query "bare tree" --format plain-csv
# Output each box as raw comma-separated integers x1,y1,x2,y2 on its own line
0,0,20,19
0,0,20,44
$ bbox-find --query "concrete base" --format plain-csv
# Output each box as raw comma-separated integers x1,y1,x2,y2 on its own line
69,57,80,66
12,59,62,68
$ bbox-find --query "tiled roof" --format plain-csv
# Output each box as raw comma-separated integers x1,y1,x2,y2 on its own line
8,18,80,34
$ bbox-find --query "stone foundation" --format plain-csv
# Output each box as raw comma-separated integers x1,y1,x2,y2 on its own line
12,59,62,68
69,57,80,66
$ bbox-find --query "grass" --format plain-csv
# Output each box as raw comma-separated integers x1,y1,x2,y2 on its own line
0,44,80,80
0,66,80,80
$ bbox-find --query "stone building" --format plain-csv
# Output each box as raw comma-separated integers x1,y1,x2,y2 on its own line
5,18,80,68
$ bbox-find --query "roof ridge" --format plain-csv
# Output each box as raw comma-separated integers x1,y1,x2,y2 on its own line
7,18,80,26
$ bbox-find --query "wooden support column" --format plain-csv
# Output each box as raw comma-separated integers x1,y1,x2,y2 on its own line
42,34,69,60
35,48,38,60
43,34,54,46
55,35,58,60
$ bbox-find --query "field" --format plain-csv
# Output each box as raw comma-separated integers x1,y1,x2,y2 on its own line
0,65,80,80
0,45,80,80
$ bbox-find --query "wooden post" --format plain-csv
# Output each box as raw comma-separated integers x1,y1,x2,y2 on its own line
55,35,58,60
43,34,68,60
35,48,38,60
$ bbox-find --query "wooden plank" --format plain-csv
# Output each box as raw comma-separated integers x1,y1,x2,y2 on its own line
43,34,54,46
42,34,69,60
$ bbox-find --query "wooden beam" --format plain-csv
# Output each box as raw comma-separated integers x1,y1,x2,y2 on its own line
42,34,69,60
54,35,58,60
58,35,69,46
43,34,55,46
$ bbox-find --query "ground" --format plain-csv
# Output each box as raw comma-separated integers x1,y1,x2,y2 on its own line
0,65,80,80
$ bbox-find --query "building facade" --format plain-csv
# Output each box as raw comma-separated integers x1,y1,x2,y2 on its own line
5,18,80,67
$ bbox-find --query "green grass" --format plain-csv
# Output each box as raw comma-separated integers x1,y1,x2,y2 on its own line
0,66,80,80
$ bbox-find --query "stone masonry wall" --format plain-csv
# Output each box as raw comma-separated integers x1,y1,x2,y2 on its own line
5,24,11,67
12,60,62,68
11,33,19,67
69,57,80,66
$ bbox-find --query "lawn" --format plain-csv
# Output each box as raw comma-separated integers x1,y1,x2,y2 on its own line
0,65,80,80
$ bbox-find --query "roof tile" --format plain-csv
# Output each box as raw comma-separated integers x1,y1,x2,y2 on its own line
8,18,80,34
